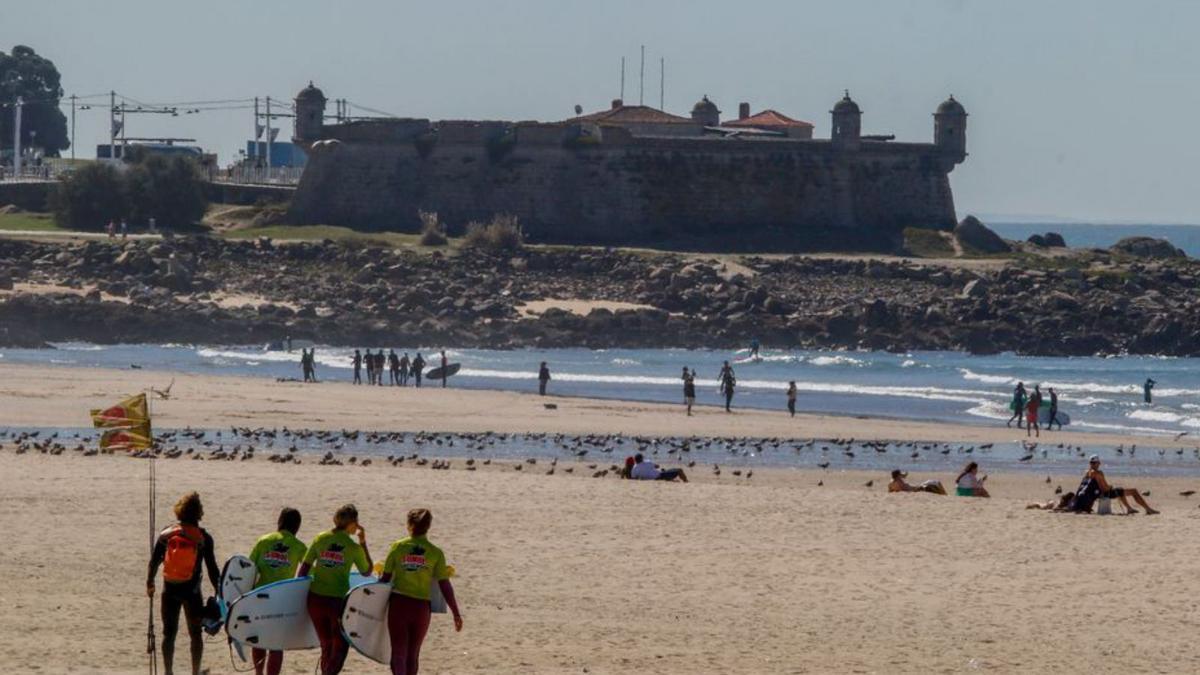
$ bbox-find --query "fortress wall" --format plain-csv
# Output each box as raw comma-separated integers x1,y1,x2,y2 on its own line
289,132,958,245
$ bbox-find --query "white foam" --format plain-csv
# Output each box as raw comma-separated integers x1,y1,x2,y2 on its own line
1128,409,1184,424
611,358,641,366
809,355,864,367
958,368,1016,385
900,359,918,368
1074,420,1178,435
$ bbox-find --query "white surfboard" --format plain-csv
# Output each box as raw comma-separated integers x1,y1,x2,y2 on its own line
342,580,450,664
1037,408,1070,426
225,574,373,651
219,555,257,661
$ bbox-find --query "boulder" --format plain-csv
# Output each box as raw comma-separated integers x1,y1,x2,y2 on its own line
1026,234,1048,247
960,279,989,299
954,216,1011,254
1110,237,1186,259
1044,232,1067,247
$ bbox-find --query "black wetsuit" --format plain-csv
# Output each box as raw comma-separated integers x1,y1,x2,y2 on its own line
147,525,219,675
538,366,551,395
353,353,362,385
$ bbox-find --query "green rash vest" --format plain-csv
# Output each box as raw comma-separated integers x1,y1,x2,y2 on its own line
383,536,449,601
249,531,307,588
302,530,369,597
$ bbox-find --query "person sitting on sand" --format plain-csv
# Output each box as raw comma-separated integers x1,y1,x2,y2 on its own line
248,507,307,675
1085,455,1159,515
620,456,635,479
955,462,990,497
630,453,688,482
888,470,946,495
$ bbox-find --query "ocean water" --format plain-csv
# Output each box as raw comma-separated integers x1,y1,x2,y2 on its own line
2,343,1198,438
989,222,1200,257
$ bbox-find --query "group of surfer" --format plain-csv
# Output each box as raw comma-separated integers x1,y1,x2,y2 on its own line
1005,382,1061,437
890,457,1160,515
146,493,463,675
347,349,450,388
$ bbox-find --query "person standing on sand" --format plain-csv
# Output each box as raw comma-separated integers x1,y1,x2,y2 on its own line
352,350,363,385
719,364,736,413
1144,378,1156,404
682,367,695,416
389,350,401,386
248,508,307,675
1046,387,1062,430
298,504,372,675
1025,395,1040,438
106,220,116,238
301,349,314,383
399,352,410,386
376,350,387,387
412,353,425,388
380,508,464,675
1006,382,1027,429
147,492,220,675
439,350,449,388
787,381,798,417
538,362,551,396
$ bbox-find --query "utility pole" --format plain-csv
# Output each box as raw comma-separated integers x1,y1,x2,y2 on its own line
639,45,645,106
12,96,22,177
70,94,77,160
109,91,116,161
660,57,665,110
252,96,259,164
265,96,272,169
620,57,625,102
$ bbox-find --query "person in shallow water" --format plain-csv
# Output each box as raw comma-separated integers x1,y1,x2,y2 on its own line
399,352,410,386
1144,378,1156,404
248,508,307,675
1006,382,1027,429
147,492,220,675
297,504,372,675
749,338,761,359
787,381,798,417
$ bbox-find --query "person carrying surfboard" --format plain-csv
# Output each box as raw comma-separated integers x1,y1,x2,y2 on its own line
1046,387,1063,431
1005,382,1027,429
247,508,307,675
146,491,220,675
297,504,373,675
439,350,449,388
379,508,463,675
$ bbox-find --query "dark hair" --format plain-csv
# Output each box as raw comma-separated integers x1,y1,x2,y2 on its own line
278,507,301,534
890,470,903,480
174,492,203,524
408,508,432,537
333,504,358,530
956,462,978,484
634,453,644,463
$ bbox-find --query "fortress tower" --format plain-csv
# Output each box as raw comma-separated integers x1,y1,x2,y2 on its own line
292,81,327,148
690,96,721,126
933,95,968,166
830,91,862,150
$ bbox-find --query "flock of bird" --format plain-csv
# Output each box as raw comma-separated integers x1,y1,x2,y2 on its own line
5,427,1200,486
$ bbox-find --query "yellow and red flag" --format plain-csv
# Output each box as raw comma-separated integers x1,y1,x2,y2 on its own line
91,393,153,450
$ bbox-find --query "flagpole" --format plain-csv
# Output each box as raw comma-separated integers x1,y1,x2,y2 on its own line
147,454,157,674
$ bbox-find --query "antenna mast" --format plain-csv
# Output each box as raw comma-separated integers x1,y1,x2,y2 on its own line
639,45,645,105
620,57,625,101
660,57,665,110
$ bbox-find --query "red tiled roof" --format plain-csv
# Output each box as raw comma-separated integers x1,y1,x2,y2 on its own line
565,105,693,125
724,109,814,129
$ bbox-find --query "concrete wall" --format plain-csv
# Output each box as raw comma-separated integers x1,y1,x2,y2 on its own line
288,129,957,247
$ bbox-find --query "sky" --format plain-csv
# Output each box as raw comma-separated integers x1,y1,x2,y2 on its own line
4,0,1199,223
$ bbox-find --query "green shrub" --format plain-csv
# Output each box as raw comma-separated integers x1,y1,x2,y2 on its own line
50,162,127,230
462,214,524,252
125,154,207,228
418,211,448,246
902,226,954,257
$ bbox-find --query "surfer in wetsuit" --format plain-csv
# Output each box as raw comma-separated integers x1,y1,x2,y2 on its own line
352,350,363,385
1144,378,1156,404
248,508,307,675
749,338,761,360
297,504,372,675
412,353,425,388
380,508,463,675
1006,382,1027,429
399,353,410,386
389,350,400,386
147,491,220,675
439,350,449,388
1046,387,1062,430
787,381,798,417
538,362,551,396
719,363,736,412
682,367,696,416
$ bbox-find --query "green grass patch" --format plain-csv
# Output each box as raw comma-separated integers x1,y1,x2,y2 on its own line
220,224,460,251
902,227,955,257
0,212,66,232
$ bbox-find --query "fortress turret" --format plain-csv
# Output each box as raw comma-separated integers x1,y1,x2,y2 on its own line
293,81,327,147
691,96,721,127
934,95,967,165
830,91,861,150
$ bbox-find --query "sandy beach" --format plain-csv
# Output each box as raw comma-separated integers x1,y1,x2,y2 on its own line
1,363,1200,673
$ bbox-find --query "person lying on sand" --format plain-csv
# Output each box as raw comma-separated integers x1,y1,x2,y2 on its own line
955,462,990,498
630,453,688,482
1085,455,1159,515
887,470,947,495
1026,493,1075,511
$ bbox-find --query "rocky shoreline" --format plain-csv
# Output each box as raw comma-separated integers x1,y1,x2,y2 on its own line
1,235,1198,356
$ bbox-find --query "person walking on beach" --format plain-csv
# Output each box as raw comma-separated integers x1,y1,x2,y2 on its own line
147,492,220,675
1144,378,1157,404
1006,382,1027,428
1025,394,1040,438
376,350,386,386
298,504,372,675
352,350,363,385
682,367,696,416
399,352,410,386
719,363,736,413
439,350,449,388
389,350,401,386
301,349,315,383
380,508,464,675
248,508,307,675
1046,387,1062,430
412,353,425,388
538,361,551,396
787,381,798,417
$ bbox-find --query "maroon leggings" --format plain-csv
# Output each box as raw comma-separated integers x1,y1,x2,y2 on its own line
387,594,432,675
306,592,349,675
251,648,282,675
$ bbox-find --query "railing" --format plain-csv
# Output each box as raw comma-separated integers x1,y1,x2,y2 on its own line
0,165,61,183
208,166,303,187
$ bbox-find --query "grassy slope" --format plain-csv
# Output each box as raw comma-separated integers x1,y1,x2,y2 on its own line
0,212,66,232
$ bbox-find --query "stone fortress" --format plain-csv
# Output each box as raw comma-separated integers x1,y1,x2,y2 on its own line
287,81,967,249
